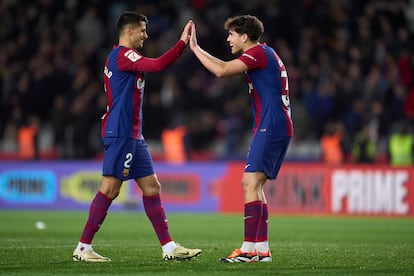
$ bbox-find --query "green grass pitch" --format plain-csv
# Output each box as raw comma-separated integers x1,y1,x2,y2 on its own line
0,211,413,275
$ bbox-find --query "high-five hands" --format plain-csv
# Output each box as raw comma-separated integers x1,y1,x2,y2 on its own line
180,20,193,45
179,20,199,50
189,21,198,50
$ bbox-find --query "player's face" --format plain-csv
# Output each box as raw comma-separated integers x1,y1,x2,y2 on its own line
130,21,148,49
227,30,244,54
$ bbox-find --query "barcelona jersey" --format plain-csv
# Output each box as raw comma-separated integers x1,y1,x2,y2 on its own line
238,44,293,137
101,40,185,140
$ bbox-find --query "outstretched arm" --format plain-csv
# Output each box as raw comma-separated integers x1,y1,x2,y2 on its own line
133,40,186,72
122,20,192,73
189,23,247,78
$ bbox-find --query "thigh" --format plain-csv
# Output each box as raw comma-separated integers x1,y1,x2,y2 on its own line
129,140,155,179
245,133,290,179
102,138,155,181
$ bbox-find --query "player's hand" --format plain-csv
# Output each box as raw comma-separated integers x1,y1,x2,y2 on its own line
180,20,192,45
189,22,198,50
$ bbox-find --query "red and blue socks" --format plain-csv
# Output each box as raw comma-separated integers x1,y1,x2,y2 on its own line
79,191,112,245
256,203,268,243
143,194,173,246
256,203,270,253
241,200,262,252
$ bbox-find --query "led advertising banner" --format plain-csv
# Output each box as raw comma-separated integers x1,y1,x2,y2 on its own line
0,161,226,212
219,163,414,216
1,162,413,216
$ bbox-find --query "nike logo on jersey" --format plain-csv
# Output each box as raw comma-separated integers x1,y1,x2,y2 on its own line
282,95,290,107
137,78,145,89
245,164,251,169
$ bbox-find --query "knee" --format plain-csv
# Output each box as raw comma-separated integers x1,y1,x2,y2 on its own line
109,190,120,200
100,186,120,200
241,179,255,193
99,176,123,200
142,180,161,196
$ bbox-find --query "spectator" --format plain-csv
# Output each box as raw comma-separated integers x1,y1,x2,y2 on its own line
0,1,414,161
17,116,39,160
320,122,345,164
388,122,414,166
161,124,188,164
351,126,377,163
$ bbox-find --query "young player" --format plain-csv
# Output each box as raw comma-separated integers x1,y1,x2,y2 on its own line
72,11,201,262
189,15,293,262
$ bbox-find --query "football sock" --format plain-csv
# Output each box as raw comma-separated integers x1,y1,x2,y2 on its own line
79,191,112,244
241,200,262,252
256,241,270,253
143,194,173,246
241,241,256,253
256,203,269,252
162,240,177,253
75,242,92,252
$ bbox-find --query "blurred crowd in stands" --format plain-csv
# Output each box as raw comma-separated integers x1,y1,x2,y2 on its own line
1,0,414,164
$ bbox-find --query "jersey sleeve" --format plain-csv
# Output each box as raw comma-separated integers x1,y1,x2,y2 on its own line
237,45,267,70
117,40,186,73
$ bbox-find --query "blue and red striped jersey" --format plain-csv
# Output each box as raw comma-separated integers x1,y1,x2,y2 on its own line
101,40,186,140
238,44,294,137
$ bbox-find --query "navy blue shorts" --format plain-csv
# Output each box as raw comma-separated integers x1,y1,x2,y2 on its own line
245,132,291,179
102,137,155,181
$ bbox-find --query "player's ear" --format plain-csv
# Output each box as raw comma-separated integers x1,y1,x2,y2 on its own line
124,24,132,36
241,33,249,43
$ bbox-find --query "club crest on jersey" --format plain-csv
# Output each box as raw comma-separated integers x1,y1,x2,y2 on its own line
125,49,142,62
122,168,130,177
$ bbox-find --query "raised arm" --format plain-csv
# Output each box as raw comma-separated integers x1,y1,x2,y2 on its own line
189,23,247,78
132,40,186,72
122,20,192,73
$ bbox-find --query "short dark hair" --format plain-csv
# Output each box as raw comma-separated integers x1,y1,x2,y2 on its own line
116,11,148,35
224,15,264,42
